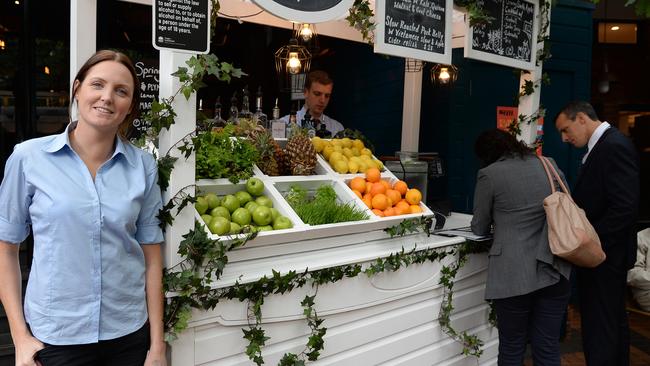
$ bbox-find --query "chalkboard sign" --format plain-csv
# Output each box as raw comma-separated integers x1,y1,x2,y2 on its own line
132,59,159,136
253,0,355,23
153,0,210,54
374,0,453,64
464,0,538,70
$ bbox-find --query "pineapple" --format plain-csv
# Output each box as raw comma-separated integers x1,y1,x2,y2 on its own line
255,130,284,176
285,128,317,175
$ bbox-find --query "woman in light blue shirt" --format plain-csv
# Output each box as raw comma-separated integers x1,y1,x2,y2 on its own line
0,50,166,366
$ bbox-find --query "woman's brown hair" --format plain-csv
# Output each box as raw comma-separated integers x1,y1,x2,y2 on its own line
70,49,140,139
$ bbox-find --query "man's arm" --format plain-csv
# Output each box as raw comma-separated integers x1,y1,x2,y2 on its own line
0,241,43,366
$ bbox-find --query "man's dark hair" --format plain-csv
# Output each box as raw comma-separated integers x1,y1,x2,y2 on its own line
305,70,333,90
558,100,600,121
474,129,534,168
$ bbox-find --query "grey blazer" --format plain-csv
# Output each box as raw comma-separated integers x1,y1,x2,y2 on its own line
471,155,572,300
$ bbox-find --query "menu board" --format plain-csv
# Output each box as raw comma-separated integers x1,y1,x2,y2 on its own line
464,0,538,70
253,0,355,23
153,0,210,54
132,59,159,135
374,0,453,64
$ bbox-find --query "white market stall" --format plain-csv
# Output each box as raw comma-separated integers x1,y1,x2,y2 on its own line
68,0,551,364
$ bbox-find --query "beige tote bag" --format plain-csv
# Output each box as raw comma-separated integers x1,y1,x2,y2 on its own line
538,156,606,268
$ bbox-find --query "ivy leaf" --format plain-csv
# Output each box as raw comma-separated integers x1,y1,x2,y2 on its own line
157,155,178,192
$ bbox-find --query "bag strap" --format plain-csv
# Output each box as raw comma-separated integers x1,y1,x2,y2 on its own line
537,155,572,196
537,155,556,193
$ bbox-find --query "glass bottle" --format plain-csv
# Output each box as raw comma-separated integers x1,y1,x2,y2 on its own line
302,111,316,138
286,110,298,138
253,86,268,129
239,86,253,121
316,123,332,138
213,96,226,128
228,93,239,124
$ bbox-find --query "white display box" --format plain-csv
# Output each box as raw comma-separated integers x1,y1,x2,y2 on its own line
195,181,306,246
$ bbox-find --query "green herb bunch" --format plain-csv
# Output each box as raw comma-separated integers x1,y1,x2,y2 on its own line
285,185,369,225
194,125,260,183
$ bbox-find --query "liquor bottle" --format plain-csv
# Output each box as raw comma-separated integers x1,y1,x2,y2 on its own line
270,98,285,138
286,110,298,138
316,123,332,138
252,86,268,129
228,93,239,124
196,99,211,132
213,96,227,128
302,111,316,138
239,86,253,121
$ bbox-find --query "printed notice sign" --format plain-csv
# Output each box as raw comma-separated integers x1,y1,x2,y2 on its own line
374,0,453,64
153,0,210,54
496,106,518,131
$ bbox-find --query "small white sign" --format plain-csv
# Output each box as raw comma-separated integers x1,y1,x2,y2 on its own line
272,121,286,139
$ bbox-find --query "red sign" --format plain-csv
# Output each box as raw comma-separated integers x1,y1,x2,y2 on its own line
497,106,518,131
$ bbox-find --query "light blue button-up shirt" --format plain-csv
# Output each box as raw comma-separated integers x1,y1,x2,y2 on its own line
0,122,164,345
280,106,345,136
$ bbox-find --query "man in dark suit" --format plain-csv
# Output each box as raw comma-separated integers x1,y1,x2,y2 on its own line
555,101,640,365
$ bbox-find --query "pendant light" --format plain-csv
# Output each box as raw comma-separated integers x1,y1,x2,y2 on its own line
430,64,458,86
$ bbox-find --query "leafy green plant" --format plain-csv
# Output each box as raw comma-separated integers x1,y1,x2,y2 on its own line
193,126,260,183
346,0,375,44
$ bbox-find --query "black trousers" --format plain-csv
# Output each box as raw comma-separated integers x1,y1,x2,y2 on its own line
35,323,149,366
493,277,570,366
577,264,630,366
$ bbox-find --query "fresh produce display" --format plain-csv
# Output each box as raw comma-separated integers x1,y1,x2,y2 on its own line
285,128,318,175
313,137,384,174
283,184,369,225
348,168,424,217
333,128,376,154
195,177,294,235
235,119,287,176
194,125,260,183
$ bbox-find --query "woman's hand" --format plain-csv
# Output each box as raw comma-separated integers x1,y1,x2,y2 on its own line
14,333,44,366
144,341,167,366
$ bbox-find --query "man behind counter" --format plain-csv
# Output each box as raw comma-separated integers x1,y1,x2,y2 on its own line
281,70,344,136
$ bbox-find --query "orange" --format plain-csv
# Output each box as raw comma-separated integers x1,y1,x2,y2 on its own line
394,201,411,215
410,204,423,214
352,189,363,199
349,177,366,193
405,188,422,205
380,179,391,191
366,167,381,183
371,193,389,211
372,208,385,217
383,207,396,217
370,182,386,196
362,195,373,209
385,189,401,206
393,180,408,196
366,182,373,195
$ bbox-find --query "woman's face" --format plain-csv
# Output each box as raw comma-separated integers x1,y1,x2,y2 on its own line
74,60,134,133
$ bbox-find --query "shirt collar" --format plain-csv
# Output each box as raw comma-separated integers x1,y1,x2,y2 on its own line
42,121,136,167
587,121,610,153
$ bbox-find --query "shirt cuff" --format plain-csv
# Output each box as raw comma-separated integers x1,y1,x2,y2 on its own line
0,217,29,244
136,223,164,245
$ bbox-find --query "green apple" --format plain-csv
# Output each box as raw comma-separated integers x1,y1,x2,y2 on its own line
255,195,273,208
195,196,209,215
231,207,252,226
273,216,293,230
229,222,242,234
204,193,220,209
210,206,230,221
257,225,273,232
221,194,241,213
245,201,259,214
246,177,265,197
208,216,230,236
252,205,273,226
242,225,257,233
200,214,213,226
234,191,253,206
269,207,281,221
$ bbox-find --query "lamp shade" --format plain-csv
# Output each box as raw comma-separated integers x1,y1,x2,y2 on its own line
430,64,458,86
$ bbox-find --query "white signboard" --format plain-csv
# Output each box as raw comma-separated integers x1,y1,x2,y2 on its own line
252,0,356,23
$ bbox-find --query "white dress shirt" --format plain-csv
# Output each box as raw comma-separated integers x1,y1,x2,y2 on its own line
583,121,611,163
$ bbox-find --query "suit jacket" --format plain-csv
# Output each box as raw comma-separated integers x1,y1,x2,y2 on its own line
573,127,640,272
471,154,572,300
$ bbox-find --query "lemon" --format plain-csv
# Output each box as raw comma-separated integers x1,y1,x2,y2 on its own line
352,139,365,150
343,147,354,158
312,138,324,153
331,139,342,147
333,145,343,153
333,159,349,174
348,160,360,174
329,151,344,164
341,137,352,148
360,148,372,156
360,154,372,161
350,147,360,156
357,160,368,173
322,146,335,160
374,159,384,170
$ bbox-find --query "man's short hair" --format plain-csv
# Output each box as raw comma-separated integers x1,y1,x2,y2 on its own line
305,70,333,90
558,100,600,121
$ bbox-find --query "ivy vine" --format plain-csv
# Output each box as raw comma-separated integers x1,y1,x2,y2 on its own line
346,0,376,45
